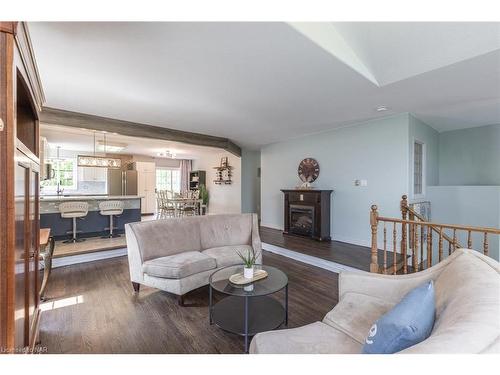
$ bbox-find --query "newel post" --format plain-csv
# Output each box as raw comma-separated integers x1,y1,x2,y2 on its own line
400,195,408,220
370,205,379,273
400,195,408,273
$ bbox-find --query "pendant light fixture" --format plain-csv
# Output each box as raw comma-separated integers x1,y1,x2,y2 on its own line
77,131,122,169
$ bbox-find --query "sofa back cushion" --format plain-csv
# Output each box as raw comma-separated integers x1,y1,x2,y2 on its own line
199,213,253,250
400,251,500,353
128,217,202,262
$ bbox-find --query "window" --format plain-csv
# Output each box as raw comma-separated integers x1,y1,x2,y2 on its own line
156,168,181,193
41,158,77,191
413,141,425,197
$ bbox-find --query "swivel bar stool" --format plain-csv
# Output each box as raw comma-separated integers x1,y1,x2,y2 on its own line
59,201,89,243
99,200,124,238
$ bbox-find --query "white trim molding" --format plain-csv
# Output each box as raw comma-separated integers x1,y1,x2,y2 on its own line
262,242,362,274
411,138,427,200
52,248,128,268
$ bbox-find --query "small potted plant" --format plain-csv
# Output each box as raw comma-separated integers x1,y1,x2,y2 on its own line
199,184,209,215
236,247,261,279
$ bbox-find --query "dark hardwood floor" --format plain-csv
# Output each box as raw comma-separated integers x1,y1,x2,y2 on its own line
260,226,402,271
39,251,338,354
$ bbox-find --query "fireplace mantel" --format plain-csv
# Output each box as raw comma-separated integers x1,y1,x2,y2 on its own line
281,189,333,241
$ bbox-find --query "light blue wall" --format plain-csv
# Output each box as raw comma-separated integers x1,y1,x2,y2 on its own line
261,114,410,247
439,124,500,185
427,186,500,261
241,149,261,215
408,115,439,198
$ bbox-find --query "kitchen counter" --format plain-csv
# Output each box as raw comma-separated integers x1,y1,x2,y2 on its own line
40,195,143,240
40,195,143,202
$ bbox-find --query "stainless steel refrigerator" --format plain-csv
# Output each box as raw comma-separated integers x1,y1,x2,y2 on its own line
108,169,138,195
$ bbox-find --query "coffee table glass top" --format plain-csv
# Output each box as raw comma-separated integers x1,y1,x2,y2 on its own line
209,264,288,297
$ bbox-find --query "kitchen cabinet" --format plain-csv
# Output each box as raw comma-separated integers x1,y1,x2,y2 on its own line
133,162,156,214
78,166,107,181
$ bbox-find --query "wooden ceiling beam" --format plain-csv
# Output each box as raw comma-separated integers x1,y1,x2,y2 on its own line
40,107,242,157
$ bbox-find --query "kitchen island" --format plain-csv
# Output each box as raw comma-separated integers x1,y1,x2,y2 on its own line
40,195,142,240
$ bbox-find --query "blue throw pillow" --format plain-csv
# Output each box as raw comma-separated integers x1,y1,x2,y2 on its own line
362,280,436,354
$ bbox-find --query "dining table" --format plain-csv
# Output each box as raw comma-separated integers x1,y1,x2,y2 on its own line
169,197,203,216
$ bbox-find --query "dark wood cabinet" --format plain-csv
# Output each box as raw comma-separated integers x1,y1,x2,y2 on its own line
189,170,206,191
281,189,333,241
0,22,44,353
15,149,40,349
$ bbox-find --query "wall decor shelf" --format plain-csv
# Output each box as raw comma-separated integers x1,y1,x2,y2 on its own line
213,157,233,185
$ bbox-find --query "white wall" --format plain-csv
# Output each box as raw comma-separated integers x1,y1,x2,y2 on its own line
192,151,241,214
260,114,410,247
427,186,500,261
132,155,181,168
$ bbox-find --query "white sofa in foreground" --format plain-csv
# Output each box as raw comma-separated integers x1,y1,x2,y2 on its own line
125,213,261,305
250,248,500,354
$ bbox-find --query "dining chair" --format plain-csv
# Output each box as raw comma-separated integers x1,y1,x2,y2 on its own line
156,191,164,219
180,198,197,216
162,190,176,218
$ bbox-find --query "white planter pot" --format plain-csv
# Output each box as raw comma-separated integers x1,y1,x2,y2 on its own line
243,266,254,279
244,284,254,292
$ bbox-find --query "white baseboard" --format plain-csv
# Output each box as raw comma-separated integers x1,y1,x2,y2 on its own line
259,225,374,249
260,223,283,231
50,241,366,276
52,248,128,268
332,235,371,248
262,242,362,274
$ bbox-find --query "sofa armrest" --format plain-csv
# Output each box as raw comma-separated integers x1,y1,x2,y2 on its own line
125,224,145,283
251,213,263,264
340,248,467,302
339,271,434,304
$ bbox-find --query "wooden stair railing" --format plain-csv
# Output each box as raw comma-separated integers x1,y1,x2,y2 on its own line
370,201,500,275
400,195,463,252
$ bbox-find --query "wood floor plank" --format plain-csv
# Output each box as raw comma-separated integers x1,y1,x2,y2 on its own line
260,226,403,271
39,251,339,353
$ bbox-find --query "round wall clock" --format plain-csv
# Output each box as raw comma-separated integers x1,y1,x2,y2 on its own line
298,158,320,183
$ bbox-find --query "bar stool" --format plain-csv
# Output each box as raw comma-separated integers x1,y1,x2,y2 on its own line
59,201,89,243
99,200,124,238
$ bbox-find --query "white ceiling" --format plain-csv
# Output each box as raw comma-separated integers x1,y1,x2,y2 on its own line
40,123,225,160
29,22,500,149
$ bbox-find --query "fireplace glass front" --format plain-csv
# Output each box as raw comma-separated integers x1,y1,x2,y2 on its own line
289,205,314,237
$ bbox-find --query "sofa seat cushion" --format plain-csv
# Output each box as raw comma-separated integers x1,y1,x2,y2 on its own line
323,292,394,344
249,321,362,354
202,245,253,268
142,251,216,279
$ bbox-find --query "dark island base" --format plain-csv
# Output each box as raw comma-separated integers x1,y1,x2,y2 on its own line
40,209,141,240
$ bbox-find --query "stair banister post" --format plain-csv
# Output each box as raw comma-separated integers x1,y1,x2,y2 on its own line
400,195,408,220
400,195,408,274
370,205,379,273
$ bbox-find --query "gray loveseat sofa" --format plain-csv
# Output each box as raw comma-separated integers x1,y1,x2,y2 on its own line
250,249,500,354
125,213,261,305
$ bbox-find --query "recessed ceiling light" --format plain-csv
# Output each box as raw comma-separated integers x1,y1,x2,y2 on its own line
376,105,389,112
